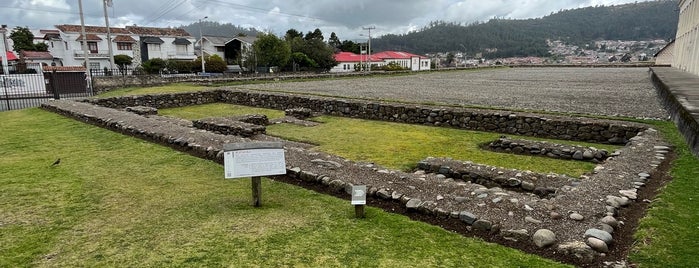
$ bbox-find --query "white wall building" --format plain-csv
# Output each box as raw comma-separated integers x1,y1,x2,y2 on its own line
47,24,195,70
675,0,699,75
332,50,431,73
197,35,257,65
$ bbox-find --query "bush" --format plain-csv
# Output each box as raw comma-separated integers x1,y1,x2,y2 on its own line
166,60,195,73
141,58,166,74
194,55,227,73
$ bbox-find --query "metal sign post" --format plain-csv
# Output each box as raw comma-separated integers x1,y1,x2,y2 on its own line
223,142,286,207
351,185,367,218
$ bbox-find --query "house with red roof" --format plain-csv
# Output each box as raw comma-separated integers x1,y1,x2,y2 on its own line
332,50,431,73
20,51,55,66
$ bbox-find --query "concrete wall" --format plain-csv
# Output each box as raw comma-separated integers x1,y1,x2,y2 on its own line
650,67,699,156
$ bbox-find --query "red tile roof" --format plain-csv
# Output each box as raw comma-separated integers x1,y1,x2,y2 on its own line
44,66,87,72
334,52,380,62
113,35,137,43
372,51,428,60
2,51,18,61
55,24,131,34
75,34,103,41
126,26,191,37
20,51,53,60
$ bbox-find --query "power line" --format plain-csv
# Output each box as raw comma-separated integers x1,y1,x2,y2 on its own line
199,0,326,22
143,0,190,26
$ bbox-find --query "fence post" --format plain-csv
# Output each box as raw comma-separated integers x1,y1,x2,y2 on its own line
50,69,60,100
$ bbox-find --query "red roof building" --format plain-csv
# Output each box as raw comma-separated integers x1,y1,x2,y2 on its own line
332,50,431,72
2,51,18,61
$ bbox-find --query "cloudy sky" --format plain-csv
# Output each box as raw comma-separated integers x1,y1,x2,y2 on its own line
1,0,653,40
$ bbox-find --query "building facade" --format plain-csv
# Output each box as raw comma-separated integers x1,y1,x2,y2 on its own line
675,0,699,75
35,25,196,70
332,50,431,73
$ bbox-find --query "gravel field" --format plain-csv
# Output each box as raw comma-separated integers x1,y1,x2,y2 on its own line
236,67,668,119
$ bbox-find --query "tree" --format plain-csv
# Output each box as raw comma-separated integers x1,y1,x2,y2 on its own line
299,38,337,71
304,28,324,41
9,26,47,52
284,29,303,41
252,33,291,68
114,54,133,73
339,40,360,53
141,58,166,74
328,32,341,49
205,54,227,72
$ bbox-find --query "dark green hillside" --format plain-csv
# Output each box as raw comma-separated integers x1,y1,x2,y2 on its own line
372,0,678,57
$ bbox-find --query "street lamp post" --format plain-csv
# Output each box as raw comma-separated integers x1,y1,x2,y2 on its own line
199,16,208,75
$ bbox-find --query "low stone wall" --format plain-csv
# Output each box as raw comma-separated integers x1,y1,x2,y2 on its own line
485,138,610,162
193,117,266,137
87,89,646,145
649,67,699,156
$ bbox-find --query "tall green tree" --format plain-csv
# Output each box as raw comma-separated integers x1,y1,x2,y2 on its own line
284,29,303,41
328,32,341,49
304,28,324,41
252,33,291,68
9,26,47,52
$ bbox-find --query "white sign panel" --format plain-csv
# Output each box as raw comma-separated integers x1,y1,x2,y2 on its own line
224,143,286,179
351,185,367,205
0,74,47,95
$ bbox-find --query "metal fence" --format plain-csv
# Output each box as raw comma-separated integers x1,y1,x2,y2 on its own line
1,64,93,111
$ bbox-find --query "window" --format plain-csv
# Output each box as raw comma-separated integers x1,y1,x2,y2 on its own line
88,42,98,53
64,41,68,50
216,46,225,52
117,42,132,50
176,44,188,55
147,43,161,52
89,62,100,70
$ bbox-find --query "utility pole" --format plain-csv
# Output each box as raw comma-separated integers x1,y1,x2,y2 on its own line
103,0,115,69
362,26,375,72
79,0,92,94
199,16,208,75
0,25,9,75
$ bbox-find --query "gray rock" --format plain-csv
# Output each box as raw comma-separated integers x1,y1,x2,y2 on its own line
598,223,614,234
606,195,630,208
492,197,502,204
525,216,542,224
406,199,422,210
557,241,597,263
454,196,468,203
310,159,343,168
600,215,619,228
619,189,637,200
507,178,521,187
501,229,529,241
436,195,445,201
583,150,595,159
586,237,609,253
550,212,562,219
435,174,447,180
459,211,478,224
376,189,391,199
521,181,535,191
532,229,557,248
585,229,613,244
391,191,403,200
569,213,585,221
450,211,460,219
473,219,493,231
572,150,584,160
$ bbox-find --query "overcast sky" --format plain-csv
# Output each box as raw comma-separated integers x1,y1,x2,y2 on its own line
1,0,654,40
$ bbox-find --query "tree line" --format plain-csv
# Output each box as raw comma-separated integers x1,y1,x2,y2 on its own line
372,0,679,58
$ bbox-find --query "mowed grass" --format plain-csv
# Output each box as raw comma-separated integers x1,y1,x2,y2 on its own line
0,108,568,267
161,103,618,176
628,121,699,268
95,83,205,98
159,103,286,120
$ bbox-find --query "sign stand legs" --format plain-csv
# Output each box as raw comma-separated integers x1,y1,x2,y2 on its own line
252,176,262,207
354,205,365,218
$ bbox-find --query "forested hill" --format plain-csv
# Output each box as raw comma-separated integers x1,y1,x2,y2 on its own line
372,0,679,57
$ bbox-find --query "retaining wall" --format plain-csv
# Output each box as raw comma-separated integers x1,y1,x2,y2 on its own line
649,67,699,156
87,89,646,144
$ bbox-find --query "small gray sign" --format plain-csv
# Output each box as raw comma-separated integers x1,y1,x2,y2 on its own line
351,185,367,205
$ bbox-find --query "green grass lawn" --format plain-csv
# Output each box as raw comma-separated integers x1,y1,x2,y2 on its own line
161,103,618,176
96,83,206,98
0,108,568,267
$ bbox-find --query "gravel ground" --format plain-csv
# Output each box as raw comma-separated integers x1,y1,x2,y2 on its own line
235,67,669,119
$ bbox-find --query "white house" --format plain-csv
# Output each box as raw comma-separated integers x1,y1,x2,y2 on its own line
331,50,431,73
53,24,136,69
197,35,257,65
126,26,196,65
47,24,195,70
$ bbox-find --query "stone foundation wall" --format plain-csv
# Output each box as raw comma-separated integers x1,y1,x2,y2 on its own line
87,89,647,144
